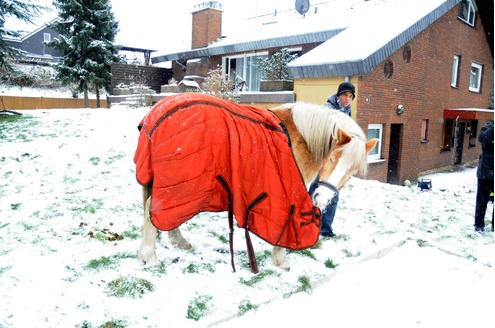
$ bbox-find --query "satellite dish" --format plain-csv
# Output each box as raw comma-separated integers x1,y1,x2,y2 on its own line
295,0,310,16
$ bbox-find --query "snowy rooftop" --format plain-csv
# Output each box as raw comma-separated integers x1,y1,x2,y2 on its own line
152,0,461,77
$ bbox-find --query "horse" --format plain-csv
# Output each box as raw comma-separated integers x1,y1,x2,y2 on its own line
134,93,377,272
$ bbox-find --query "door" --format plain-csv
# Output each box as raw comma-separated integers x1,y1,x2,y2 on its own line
387,124,402,184
453,120,466,165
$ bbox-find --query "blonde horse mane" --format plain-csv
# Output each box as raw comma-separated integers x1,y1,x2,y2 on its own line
279,102,369,175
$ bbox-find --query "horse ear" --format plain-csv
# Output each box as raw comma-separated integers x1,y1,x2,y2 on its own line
366,138,378,154
337,128,352,145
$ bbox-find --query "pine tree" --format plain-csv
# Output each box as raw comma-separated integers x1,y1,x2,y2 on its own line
0,1,44,71
49,0,119,107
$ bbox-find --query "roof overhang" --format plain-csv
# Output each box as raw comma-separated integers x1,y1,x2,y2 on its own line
151,29,342,64
443,108,494,120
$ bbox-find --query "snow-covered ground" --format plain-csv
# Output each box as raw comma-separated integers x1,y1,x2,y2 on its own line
0,105,493,328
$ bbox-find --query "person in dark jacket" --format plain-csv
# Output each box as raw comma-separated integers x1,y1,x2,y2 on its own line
326,81,355,116
474,120,494,232
311,81,355,237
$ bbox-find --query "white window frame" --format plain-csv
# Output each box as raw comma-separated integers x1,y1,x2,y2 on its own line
451,55,460,88
222,51,268,92
43,33,51,42
469,62,482,93
367,124,383,161
458,0,477,26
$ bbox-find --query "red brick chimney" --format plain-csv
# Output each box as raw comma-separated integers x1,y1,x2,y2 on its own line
191,1,223,49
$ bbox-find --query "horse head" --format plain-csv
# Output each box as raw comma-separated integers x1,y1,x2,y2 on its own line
312,127,377,209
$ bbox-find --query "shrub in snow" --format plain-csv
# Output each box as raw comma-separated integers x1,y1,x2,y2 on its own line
201,66,239,103
257,48,298,80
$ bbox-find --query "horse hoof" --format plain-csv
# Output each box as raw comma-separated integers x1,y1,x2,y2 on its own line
144,258,161,267
176,241,192,250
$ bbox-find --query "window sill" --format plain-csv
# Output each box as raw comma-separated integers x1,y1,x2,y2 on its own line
420,139,429,143
367,158,386,165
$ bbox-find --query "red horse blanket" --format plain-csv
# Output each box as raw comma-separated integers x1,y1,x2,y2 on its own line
134,93,321,250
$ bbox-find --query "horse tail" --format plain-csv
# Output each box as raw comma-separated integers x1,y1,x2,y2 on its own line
142,181,152,208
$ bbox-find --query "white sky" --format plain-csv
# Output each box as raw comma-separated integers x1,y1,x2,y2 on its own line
4,0,296,52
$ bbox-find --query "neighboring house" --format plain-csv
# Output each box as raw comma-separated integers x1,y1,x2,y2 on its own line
152,0,493,184
3,19,62,64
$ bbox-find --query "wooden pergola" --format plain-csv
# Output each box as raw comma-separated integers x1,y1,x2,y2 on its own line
120,46,156,66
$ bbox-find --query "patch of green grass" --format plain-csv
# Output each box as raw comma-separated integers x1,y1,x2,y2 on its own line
0,265,12,275
85,253,135,271
85,256,116,270
122,226,140,240
238,299,258,315
104,153,125,165
89,157,101,166
106,275,154,298
184,263,199,273
296,275,312,294
76,319,127,328
0,114,37,141
208,230,228,244
342,248,361,257
72,198,104,215
239,250,271,270
63,265,82,282
239,269,280,287
182,262,216,274
10,203,21,210
186,294,213,321
21,222,35,231
99,319,127,328
289,248,317,260
143,261,167,276
324,258,338,269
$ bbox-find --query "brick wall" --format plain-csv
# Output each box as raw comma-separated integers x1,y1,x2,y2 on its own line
357,4,493,183
110,63,173,94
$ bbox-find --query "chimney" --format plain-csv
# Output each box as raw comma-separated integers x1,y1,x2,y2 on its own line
191,1,223,49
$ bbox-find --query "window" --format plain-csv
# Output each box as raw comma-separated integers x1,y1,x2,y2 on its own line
421,119,429,142
442,119,454,151
43,33,51,42
451,55,460,88
223,48,300,92
223,52,267,91
469,62,482,93
458,0,477,26
384,60,393,79
403,45,411,63
367,124,383,161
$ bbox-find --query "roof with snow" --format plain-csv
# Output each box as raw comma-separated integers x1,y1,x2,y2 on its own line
152,0,462,78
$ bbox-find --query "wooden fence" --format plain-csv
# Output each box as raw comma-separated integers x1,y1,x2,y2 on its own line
0,95,108,110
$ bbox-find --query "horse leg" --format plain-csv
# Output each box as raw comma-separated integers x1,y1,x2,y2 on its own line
271,246,290,271
168,228,192,250
139,196,160,266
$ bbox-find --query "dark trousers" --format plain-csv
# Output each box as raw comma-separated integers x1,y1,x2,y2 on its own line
474,178,494,229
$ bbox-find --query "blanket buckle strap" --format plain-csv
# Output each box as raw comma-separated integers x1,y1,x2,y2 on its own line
245,192,268,274
217,175,236,273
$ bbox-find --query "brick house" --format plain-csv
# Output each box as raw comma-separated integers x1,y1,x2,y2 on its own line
153,0,493,184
